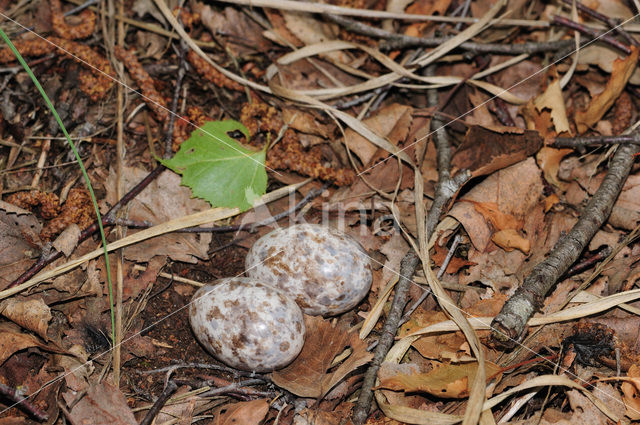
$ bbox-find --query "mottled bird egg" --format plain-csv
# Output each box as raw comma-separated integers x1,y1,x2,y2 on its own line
245,223,372,316
189,277,305,372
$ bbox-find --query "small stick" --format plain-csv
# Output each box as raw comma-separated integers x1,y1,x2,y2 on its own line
351,252,420,425
552,134,640,149
565,245,612,276
552,15,631,54
183,183,327,234
30,139,51,188
0,382,48,421
560,0,637,46
492,142,638,347
6,164,165,289
138,380,178,425
163,42,187,159
326,14,574,54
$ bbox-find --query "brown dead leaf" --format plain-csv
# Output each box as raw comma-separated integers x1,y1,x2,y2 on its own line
296,402,355,425
533,69,571,134
271,316,373,398
431,242,476,274
622,365,640,419
451,126,543,179
0,321,62,365
404,0,452,37
344,104,413,166
0,201,42,290
449,158,543,251
575,46,640,134
468,200,524,231
544,193,561,212
282,107,332,137
212,399,269,425
377,360,502,398
194,4,272,55
104,167,211,263
281,11,350,64
536,147,572,189
0,297,51,340
51,223,81,257
400,310,468,361
67,381,137,425
491,229,530,254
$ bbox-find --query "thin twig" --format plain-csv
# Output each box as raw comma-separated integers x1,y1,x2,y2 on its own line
552,15,631,54
138,380,178,425
552,133,640,149
560,0,637,46
164,42,187,159
351,251,420,425
0,382,48,421
186,184,327,233
491,142,638,347
6,164,165,289
326,14,574,54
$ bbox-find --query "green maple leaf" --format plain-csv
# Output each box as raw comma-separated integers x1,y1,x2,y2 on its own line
160,120,267,211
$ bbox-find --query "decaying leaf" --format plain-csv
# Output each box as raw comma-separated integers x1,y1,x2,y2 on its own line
0,201,42,290
575,46,640,134
491,228,530,254
212,399,269,425
622,365,640,419
270,316,373,398
533,69,571,134
0,322,64,366
0,297,51,340
451,125,543,178
468,200,524,231
449,158,542,251
377,360,502,398
344,104,413,166
105,166,212,263
67,381,137,425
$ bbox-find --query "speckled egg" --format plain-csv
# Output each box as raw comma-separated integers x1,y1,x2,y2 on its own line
189,277,305,372
245,224,372,316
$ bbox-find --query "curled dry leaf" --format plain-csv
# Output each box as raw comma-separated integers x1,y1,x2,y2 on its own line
0,297,51,340
449,158,543,251
532,69,571,135
575,46,640,134
0,322,64,365
377,360,502,399
536,147,572,189
270,316,373,398
491,228,530,254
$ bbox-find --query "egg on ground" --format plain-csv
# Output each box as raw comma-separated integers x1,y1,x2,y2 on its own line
245,224,372,316
189,277,305,372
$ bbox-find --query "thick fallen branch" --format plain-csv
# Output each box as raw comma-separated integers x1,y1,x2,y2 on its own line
491,142,638,347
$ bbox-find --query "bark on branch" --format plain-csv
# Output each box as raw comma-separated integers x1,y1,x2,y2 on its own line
491,143,638,347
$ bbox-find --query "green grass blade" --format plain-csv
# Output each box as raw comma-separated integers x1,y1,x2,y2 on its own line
0,30,116,346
